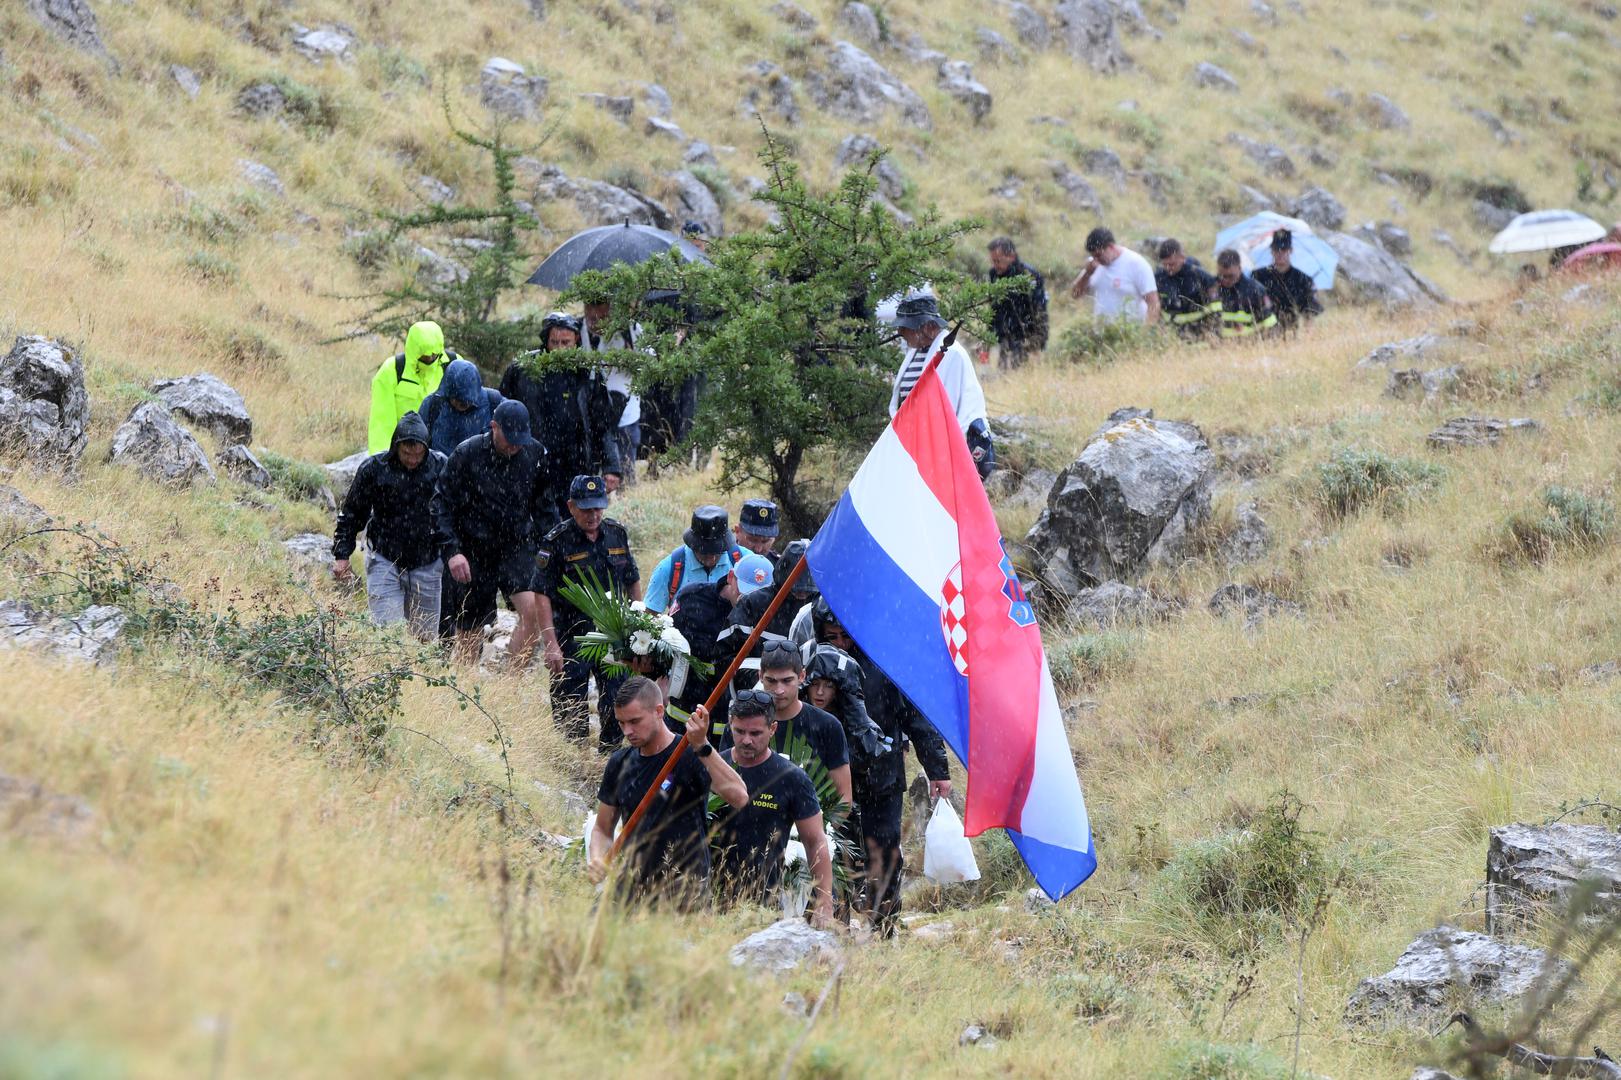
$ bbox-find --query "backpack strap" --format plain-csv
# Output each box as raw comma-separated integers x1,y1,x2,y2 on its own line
729,544,744,566
394,352,408,380
667,547,687,605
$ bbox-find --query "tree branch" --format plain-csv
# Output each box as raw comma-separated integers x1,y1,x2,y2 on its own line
1443,1013,1621,1078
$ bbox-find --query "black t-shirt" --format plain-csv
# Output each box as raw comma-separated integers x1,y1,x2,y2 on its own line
711,750,821,901
596,738,711,908
722,702,849,774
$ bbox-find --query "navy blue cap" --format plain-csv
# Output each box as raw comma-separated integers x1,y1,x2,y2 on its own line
492,399,537,448
739,499,779,538
569,474,610,509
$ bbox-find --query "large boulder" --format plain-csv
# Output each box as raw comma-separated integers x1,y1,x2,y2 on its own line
108,402,216,486
324,450,370,502
729,919,840,973
1053,0,1130,73
525,163,675,231
937,60,993,123
1322,231,1447,309
480,58,547,121
665,170,724,237
836,1,882,45
1346,926,1569,1026
1025,411,1214,594
1485,823,1621,935
0,336,90,466
0,599,127,666
806,42,932,130
150,374,253,446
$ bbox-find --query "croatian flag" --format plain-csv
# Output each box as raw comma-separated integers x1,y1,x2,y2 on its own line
807,364,1097,900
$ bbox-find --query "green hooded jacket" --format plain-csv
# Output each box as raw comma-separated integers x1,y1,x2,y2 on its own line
367,321,449,453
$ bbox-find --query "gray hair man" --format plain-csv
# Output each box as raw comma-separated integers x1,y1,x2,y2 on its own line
888,293,995,478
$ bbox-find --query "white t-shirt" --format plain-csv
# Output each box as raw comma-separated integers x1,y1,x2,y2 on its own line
584,323,642,427
1087,248,1158,322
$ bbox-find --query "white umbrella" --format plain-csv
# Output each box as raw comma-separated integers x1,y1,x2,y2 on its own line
1488,210,1607,255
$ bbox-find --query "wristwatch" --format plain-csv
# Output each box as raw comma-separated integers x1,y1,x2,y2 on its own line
696,743,715,759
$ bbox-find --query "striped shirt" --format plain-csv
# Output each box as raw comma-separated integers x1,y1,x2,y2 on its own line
894,348,929,408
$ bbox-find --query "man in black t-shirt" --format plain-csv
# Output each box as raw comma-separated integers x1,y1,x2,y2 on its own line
722,639,852,807
711,690,833,925
588,677,748,911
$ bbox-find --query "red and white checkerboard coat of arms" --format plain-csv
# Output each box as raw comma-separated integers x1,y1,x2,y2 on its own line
939,562,968,674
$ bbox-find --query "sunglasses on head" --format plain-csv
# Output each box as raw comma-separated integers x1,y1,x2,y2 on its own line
762,640,799,659
735,688,774,707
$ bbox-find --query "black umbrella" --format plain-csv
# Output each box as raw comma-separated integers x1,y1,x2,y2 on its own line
525,222,711,290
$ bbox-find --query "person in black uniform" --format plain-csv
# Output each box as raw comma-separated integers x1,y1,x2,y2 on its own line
432,400,560,667
535,474,642,747
811,599,950,936
1250,230,1322,332
986,236,1049,370
732,498,780,561
498,312,624,518
1212,249,1279,340
1155,238,1218,338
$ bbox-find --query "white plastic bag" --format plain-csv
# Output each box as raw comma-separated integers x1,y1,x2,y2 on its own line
922,800,980,884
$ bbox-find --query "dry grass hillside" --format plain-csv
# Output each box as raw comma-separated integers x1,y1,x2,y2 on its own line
4,0,1621,1077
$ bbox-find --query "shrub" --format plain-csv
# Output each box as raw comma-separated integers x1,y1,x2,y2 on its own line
183,250,240,285
1157,1040,1293,1080
1048,630,1135,691
687,164,734,212
1313,448,1443,518
259,449,331,503
267,75,341,134
1050,318,1157,367
1576,367,1621,412
1492,486,1614,564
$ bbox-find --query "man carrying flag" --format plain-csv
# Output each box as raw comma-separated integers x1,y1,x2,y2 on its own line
888,294,996,479
807,332,1097,903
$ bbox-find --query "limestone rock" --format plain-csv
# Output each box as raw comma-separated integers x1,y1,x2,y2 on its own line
1472,199,1517,233
834,134,905,200
526,163,674,231
170,64,201,98
1375,222,1412,256
1069,582,1174,626
1322,231,1447,309
480,58,547,121
1291,186,1346,231
645,116,685,142
1386,366,1460,401
1002,1,1051,48
235,81,288,119
217,445,272,489
237,158,286,198
1237,184,1275,212
1426,416,1537,449
770,0,817,30
289,23,354,63
0,486,48,529
836,1,882,45
1346,926,1569,1026
1025,411,1213,593
1209,583,1301,627
1194,61,1239,91
0,335,91,466
26,0,109,62
324,450,369,502
1227,134,1295,179
1364,92,1411,129
1410,1070,1462,1080
976,28,1017,63
806,42,932,130
1357,334,1455,369
109,402,215,485
739,60,801,125
729,919,840,973
1486,823,1621,935
413,174,456,204
0,599,126,666
1050,164,1102,212
1083,147,1128,189
414,245,468,288
579,92,634,122
937,59,993,122
282,533,331,571
683,141,719,168
665,170,723,237
1223,502,1272,566
1054,0,1131,73
640,82,674,118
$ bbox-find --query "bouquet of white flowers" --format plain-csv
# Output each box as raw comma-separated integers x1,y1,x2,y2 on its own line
556,569,712,686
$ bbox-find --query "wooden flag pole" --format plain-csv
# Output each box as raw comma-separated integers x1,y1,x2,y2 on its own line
606,554,809,863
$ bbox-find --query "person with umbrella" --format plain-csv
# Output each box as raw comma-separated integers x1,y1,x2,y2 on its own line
498,312,624,516
1251,230,1322,332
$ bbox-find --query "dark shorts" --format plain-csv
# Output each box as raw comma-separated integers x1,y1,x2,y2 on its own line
446,546,539,631
854,785,904,848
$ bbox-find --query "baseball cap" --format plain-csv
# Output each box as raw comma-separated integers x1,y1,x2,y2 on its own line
492,400,538,448
738,498,779,539
732,553,774,596
568,474,610,509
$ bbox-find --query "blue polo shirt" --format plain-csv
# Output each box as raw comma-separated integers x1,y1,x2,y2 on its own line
645,546,736,612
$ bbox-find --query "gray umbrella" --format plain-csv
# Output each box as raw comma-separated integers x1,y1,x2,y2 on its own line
525,222,711,290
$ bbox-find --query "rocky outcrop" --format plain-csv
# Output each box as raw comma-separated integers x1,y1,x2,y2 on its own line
1356,334,1457,369
525,163,674,230
1346,926,1568,1026
1426,416,1537,449
1025,410,1213,595
739,60,801,125
836,1,882,45
1002,1,1051,48
282,533,332,572
108,402,215,486
0,336,91,466
1485,823,1621,935
236,81,288,119
1054,0,1130,73
0,599,127,666
729,919,841,973
665,170,723,237
236,159,285,197
1050,164,1102,212
480,58,547,121
579,93,634,123
150,374,253,446
1364,92,1411,130
1322,231,1447,309
1222,503,1272,566
937,60,993,122
805,42,932,130
1387,366,1460,401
